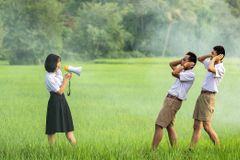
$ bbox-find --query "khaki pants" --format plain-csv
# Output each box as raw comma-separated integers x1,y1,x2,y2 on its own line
155,97,182,128
193,93,215,122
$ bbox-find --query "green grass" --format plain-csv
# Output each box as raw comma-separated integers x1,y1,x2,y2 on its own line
94,57,171,64
0,57,240,159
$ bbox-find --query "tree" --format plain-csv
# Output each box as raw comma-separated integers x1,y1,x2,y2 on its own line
160,0,198,56
122,0,165,55
2,0,63,64
0,0,8,60
225,0,240,17
65,2,132,59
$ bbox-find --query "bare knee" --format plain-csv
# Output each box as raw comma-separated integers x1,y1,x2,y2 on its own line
203,123,212,132
166,124,172,129
48,134,55,139
48,134,56,144
166,125,174,132
193,122,202,131
66,132,73,138
66,132,76,144
155,124,163,130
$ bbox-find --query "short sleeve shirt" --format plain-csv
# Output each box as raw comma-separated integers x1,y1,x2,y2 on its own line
45,69,63,93
168,69,195,100
202,59,225,92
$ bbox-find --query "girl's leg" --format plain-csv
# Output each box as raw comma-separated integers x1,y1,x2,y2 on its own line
48,134,56,144
66,131,76,145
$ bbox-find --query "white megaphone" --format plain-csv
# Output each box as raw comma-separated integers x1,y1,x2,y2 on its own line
64,65,82,76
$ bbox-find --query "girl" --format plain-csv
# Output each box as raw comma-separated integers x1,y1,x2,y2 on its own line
44,54,76,145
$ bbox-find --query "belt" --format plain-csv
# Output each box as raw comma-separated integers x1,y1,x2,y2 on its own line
166,94,182,101
201,90,216,94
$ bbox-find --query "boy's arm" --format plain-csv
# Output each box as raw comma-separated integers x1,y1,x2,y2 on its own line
169,59,182,70
198,53,212,63
172,62,195,78
208,54,224,73
172,65,184,78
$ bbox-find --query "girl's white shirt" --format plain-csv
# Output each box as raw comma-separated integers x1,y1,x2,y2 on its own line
45,69,63,93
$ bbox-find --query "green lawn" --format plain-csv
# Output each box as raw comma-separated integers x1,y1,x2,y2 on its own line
0,57,240,159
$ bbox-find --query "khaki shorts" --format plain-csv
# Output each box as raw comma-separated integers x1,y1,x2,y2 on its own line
155,97,182,128
193,93,215,122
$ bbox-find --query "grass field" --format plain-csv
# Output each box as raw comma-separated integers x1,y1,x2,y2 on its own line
0,57,240,159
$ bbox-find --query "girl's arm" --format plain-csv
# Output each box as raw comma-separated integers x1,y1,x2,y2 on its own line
57,73,72,95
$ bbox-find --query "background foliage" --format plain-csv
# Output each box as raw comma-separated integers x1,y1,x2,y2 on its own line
0,0,240,64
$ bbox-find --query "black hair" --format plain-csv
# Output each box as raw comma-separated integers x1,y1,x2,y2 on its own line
44,54,61,72
186,52,197,65
213,45,225,57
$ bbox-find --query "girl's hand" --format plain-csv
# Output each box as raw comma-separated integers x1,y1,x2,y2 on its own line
68,73,73,79
64,73,72,80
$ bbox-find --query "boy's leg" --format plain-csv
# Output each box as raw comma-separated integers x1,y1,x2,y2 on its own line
203,121,219,145
66,131,77,145
152,124,164,150
48,134,56,144
166,125,177,147
189,119,202,149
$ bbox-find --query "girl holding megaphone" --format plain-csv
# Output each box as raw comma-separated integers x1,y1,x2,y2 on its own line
44,54,76,145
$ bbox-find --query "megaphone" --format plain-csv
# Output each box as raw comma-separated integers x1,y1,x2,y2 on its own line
64,65,82,76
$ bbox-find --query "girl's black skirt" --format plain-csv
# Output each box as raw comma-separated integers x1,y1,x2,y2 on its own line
45,92,74,134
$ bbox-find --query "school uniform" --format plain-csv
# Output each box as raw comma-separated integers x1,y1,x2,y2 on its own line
193,59,225,121
156,69,195,128
45,69,74,134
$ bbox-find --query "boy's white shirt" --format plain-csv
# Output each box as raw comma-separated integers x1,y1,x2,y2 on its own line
168,69,195,100
201,59,225,93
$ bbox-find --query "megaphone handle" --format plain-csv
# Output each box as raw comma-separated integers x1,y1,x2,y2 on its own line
67,80,71,96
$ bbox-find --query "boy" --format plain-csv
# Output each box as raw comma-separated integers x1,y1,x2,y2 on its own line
152,52,197,150
189,46,225,149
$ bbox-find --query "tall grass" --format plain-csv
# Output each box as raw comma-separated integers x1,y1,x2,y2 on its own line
0,58,240,159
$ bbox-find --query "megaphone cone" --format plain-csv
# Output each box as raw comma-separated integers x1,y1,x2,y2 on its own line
64,65,82,76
